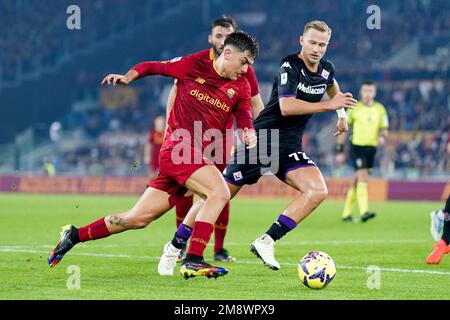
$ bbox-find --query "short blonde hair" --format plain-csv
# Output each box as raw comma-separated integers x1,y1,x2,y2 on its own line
303,20,332,36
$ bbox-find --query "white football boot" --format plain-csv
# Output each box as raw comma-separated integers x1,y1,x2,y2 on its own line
158,242,181,275
430,210,444,242
250,234,280,270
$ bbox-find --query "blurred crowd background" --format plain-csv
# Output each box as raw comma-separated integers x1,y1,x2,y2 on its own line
0,0,448,179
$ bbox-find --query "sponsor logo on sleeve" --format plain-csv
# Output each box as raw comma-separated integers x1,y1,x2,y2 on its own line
280,73,287,85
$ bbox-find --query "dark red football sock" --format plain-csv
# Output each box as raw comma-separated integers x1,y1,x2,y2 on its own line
175,195,194,228
214,202,230,253
78,217,111,242
186,221,214,258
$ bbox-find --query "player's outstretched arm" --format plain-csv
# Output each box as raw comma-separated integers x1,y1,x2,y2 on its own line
102,57,192,88
101,69,138,86
279,92,356,117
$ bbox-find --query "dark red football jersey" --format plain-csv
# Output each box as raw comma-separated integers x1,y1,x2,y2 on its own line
132,56,253,152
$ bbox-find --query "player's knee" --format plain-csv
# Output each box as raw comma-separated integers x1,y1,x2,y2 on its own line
193,199,206,215
194,199,205,209
310,186,328,206
207,187,230,205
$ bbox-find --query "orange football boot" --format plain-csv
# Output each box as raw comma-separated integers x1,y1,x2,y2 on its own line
426,240,450,264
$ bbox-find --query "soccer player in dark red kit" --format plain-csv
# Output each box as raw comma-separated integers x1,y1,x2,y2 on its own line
144,115,165,177
48,31,258,279
165,16,263,264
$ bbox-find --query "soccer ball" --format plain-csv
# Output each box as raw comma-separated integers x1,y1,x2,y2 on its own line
298,251,336,289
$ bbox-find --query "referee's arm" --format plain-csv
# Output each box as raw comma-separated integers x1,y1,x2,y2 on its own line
378,128,388,146
378,107,389,145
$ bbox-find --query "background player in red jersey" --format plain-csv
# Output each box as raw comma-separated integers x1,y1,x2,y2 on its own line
144,115,165,178
166,16,264,263
48,32,259,279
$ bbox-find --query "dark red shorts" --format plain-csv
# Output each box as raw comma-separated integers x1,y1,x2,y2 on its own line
148,146,225,207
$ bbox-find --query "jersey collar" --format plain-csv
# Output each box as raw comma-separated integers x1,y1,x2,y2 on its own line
212,59,225,78
209,48,214,61
360,101,376,107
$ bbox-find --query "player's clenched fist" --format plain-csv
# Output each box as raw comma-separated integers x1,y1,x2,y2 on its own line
101,74,131,86
329,92,356,110
242,127,257,149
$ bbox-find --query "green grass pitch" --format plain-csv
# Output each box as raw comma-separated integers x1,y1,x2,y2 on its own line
0,193,449,300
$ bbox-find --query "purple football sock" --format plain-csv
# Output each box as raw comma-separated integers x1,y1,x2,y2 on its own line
266,214,297,241
278,214,297,230
171,223,192,249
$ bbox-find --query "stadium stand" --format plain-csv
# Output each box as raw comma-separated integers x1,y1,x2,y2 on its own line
0,0,448,179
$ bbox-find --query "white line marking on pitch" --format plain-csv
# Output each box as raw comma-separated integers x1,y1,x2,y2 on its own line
1,247,449,276
0,239,429,249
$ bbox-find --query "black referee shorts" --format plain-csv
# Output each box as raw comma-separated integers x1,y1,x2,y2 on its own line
350,144,377,170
